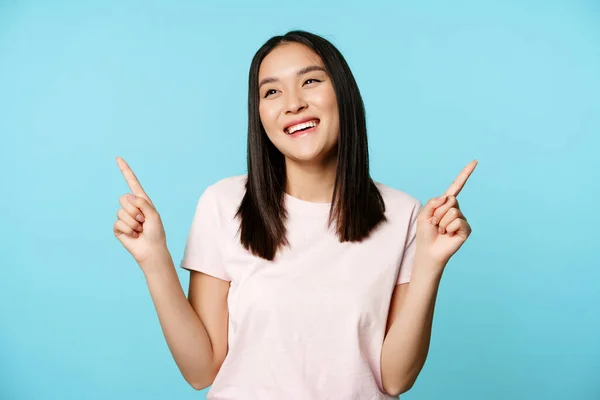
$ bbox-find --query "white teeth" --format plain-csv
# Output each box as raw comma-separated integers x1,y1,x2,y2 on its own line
286,120,318,134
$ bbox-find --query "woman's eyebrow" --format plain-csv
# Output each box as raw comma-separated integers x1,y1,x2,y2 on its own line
297,65,326,76
258,65,327,89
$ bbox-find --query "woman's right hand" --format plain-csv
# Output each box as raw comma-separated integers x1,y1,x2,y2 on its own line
113,156,168,269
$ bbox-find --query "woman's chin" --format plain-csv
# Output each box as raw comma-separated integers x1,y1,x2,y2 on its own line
284,148,335,165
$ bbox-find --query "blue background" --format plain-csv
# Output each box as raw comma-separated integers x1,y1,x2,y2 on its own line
1,1,599,399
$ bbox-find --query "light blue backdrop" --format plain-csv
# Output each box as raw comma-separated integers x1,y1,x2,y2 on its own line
1,1,599,399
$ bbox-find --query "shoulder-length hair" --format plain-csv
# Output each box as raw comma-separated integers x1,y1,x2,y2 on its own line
236,30,386,260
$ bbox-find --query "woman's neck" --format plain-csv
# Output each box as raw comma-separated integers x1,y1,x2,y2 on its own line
284,157,337,203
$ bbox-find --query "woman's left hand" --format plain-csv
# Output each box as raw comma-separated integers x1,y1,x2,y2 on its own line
415,160,478,269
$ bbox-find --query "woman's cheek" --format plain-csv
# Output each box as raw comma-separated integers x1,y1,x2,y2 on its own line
259,106,276,132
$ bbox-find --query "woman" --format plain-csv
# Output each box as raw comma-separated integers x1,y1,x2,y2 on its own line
113,30,477,399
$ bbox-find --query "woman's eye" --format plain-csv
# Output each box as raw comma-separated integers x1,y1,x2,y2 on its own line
304,78,321,85
264,89,277,98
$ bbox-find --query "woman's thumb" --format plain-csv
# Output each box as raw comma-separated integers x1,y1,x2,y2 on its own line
127,193,156,216
421,194,448,220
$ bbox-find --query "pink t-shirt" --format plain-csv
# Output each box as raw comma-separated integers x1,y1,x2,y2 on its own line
180,175,421,400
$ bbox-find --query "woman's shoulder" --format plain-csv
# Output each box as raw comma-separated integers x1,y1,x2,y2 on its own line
198,174,248,208
374,181,422,214
205,174,247,197
191,175,247,226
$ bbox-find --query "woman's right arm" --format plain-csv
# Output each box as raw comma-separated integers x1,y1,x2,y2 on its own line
113,157,229,390
142,252,229,390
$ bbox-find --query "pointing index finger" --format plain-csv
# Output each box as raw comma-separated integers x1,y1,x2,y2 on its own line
445,160,478,197
116,156,148,199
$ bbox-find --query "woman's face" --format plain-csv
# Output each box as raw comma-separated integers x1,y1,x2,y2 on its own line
258,42,339,165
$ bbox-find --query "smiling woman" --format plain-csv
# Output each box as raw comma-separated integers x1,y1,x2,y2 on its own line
113,30,475,400
239,33,386,262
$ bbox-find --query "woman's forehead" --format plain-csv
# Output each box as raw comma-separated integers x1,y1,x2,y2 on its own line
258,43,324,79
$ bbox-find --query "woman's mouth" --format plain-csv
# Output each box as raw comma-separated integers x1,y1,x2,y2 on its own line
284,119,320,136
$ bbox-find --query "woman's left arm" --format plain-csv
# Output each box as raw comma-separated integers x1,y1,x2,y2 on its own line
381,262,444,396
381,160,478,396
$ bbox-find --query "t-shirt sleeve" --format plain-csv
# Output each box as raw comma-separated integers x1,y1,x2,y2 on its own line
396,201,422,285
180,185,231,282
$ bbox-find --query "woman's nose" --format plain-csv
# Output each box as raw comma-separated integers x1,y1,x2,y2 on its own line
284,91,308,114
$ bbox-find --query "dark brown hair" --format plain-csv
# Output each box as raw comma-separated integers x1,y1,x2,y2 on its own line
236,30,386,260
